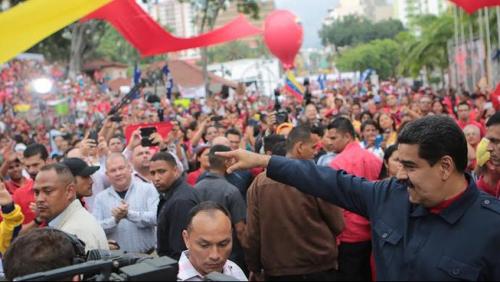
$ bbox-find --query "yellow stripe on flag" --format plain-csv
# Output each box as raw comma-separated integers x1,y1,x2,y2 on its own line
0,0,112,64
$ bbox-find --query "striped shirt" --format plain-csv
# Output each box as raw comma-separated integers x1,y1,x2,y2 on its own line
93,178,159,253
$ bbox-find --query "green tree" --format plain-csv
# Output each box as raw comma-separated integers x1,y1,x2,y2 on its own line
319,15,405,48
397,14,454,83
207,38,270,63
335,39,401,80
178,0,260,95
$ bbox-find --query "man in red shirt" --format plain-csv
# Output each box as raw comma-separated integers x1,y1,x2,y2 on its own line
328,117,382,281
2,157,28,195
12,144,48,231
456,101,486,136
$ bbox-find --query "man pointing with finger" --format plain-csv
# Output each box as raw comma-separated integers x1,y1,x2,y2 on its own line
217,116,500,281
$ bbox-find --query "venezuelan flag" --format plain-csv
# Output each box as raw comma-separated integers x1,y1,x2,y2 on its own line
283,71,304,102
0,0,111,64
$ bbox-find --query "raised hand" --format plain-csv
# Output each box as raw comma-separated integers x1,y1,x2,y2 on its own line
0,182,13,206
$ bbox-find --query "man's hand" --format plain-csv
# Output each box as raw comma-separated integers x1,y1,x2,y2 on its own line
150,132,165,148
97,136,109,157
0,182,13,206
80,138,97,157
127,129,142,150
215,149,271,174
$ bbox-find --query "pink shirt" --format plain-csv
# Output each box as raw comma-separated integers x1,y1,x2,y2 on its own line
330,142,382,243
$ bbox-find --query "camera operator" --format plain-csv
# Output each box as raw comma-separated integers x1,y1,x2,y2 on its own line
3,228,83,281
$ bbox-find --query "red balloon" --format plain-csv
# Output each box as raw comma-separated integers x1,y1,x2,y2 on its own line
264,10,303,70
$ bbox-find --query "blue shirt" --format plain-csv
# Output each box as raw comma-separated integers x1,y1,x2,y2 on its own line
93,178,159,253
266,156,500,281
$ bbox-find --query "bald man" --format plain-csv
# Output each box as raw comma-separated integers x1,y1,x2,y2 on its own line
178,201,247,281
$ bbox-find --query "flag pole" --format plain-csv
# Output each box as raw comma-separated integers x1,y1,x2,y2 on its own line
485,8,493,89
459,9,468,91
478,9,486,80
453,5,461,89
469,20,476,89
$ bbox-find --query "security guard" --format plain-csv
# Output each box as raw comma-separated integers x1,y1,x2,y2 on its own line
219,116,500,281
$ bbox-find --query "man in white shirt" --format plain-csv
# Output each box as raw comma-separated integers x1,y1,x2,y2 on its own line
93,153,158,253
34,163,109,251
178,201,247,281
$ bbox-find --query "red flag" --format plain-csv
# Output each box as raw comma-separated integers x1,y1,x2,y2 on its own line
493,83,500,111
124,122,173,145
82,0,262,56
449,0,500,14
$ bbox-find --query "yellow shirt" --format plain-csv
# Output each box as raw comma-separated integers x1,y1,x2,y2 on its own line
0,204,24,255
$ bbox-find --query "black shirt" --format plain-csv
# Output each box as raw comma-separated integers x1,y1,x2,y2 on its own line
157,177,200,260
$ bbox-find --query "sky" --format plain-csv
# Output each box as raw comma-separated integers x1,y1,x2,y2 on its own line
275,0,339,49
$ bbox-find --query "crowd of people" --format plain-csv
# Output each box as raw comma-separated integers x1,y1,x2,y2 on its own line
0,57,499,281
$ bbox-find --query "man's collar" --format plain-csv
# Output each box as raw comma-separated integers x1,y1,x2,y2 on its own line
177,251,204,281
410,174,479,224
48,199,81,228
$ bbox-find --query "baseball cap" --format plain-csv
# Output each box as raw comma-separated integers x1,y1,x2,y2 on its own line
62,158,100,177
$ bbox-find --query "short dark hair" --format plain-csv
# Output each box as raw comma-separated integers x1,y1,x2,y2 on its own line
23,143,48,161
40,163,75,184
3,229,78,280
209,145,231,170
328,117,355,138
186,201,231,232
150,151,177,168
271,141,287,156
225,128,242,138
486,111,500,127
286,126,312,153
311,124,325,138
264,134,286,153
108,134,125,143
379,144,398,179
398,116,468,172
361,120,381,133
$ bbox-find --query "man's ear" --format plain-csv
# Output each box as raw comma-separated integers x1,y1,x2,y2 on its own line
182,230,190,249
439,156,454,181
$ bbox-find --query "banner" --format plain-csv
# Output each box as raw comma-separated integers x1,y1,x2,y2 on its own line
82,0,262,56
0,0,111,64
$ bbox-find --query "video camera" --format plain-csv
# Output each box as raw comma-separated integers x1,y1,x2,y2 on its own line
12,249,240,282
13,250,177,282
273,89,289,125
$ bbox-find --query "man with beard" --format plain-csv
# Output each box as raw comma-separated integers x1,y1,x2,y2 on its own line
218,116,500,280
13,144,48,231
62,158,100,207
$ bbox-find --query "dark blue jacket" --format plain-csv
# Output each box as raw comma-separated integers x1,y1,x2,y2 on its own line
267,156,500,281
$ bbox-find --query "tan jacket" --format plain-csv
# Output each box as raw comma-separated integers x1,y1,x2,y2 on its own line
50,200,109,251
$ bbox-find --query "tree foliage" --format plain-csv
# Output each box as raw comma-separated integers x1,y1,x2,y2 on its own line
335,39,401,80
397,14,454,79
319,15,406,48
207,38,269,63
